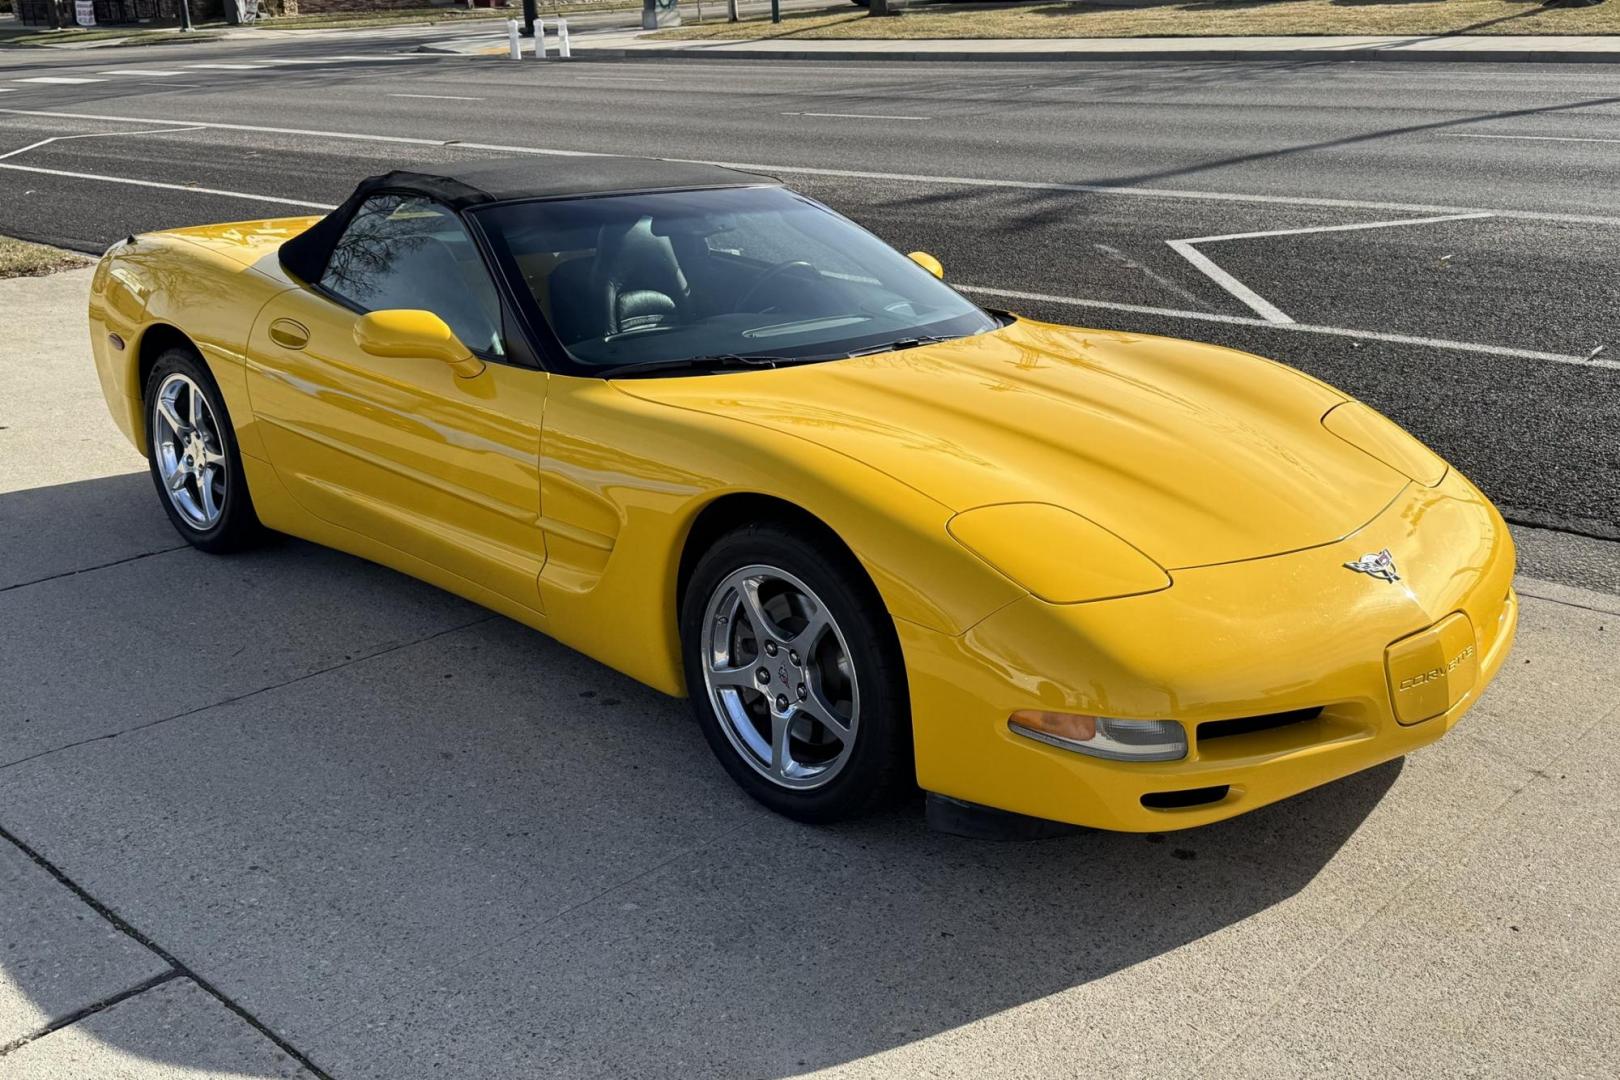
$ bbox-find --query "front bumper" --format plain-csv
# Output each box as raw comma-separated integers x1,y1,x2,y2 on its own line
901,469,1517,832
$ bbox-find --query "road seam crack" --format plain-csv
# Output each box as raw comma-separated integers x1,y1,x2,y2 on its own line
0,970,182,1057
0,824,335,1078
0,544,188,596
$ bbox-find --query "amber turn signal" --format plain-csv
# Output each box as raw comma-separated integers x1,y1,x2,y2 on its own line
1009,710,1187,762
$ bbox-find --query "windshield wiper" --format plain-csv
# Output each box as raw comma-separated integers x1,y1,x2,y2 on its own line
845,334,959,358
596,353,845,379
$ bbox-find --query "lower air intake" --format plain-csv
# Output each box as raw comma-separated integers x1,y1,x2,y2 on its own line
1142,785,1230,810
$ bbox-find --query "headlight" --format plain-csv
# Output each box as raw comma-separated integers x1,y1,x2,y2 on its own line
1009,710,1187,762
947,503,1170,604
1322,401,1447,487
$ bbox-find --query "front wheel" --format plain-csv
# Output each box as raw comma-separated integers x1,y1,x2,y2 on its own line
681,523,911,823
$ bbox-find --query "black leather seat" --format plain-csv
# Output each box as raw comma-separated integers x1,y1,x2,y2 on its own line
547,216,690,344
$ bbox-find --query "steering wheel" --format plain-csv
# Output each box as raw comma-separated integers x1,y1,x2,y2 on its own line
734,260,818,313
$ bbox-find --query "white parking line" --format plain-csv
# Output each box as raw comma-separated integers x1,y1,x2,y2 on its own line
4,105,1619,227
1443,133,1620,145
956,286,1620,372
15,77,106,85
0,124,204,163
781,111,930,121
185,64,272,71
1175,212,1496,247
388,93,486,101
97,69,188,77
1166,241,1293,324
0,162,334,209
1167,212,1494,324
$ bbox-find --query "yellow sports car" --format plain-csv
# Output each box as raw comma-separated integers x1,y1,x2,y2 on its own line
88,159,1517,833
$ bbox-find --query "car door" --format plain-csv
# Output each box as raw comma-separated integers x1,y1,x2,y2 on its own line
246,193,548,612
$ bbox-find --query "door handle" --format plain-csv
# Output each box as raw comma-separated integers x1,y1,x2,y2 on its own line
268,319,310,350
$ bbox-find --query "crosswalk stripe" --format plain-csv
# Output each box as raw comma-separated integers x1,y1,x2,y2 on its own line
97,69,188,76
17,77,106,85
185,63,270,70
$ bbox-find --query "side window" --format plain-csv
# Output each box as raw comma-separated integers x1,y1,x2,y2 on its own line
320,195,506,358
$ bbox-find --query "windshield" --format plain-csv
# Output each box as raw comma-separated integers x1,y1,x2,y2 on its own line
474,186,999,375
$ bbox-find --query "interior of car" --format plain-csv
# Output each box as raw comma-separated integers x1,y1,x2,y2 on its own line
478,185,998,372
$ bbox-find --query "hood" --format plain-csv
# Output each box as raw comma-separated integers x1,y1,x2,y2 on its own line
618,320,1410,570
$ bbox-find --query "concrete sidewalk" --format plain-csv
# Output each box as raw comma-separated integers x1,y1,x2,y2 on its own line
2,264,1618,1078
432,28,1620,63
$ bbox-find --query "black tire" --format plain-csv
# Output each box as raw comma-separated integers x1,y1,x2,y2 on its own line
681,521,911,823
143,346,262,554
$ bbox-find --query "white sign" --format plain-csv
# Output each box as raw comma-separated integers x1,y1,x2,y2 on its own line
75,0,96,26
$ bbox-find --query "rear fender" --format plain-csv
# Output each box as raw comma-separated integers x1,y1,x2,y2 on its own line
92,234,297,458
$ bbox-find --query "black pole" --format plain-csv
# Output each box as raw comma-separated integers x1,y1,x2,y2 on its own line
770,0,779,23
521,0,537,36
177,0,195,31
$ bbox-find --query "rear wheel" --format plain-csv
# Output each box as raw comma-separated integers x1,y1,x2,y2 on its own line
681,522,910,823
143,347,262,553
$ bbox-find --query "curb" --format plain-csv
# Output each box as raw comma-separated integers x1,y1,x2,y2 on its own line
415,41,501,54
567,45,1620,64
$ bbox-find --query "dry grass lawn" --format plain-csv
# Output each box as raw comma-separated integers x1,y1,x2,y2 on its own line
0,237,89,279
662,0,1620,40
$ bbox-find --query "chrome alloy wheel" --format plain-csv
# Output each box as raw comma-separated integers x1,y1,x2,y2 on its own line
700,564,861,790
152,372,227,531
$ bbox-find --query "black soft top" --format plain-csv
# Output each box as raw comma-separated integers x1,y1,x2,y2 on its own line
279,156,775,285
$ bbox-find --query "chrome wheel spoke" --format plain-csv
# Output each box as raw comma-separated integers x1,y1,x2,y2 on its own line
188,382,205,428
768,709,794,780
737,576,783,643
166,464,190,492
708,662,760,691
195,465,218,520
157,397,188,438
795,686,852,744
789,606,831,655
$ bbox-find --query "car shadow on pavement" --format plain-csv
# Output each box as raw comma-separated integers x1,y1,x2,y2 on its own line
0,473,1400,1078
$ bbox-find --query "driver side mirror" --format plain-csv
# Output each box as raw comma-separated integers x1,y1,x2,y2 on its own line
354,309,485,378
907,251,945,280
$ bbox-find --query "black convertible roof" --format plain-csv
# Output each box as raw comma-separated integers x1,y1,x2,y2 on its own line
279,156,776,284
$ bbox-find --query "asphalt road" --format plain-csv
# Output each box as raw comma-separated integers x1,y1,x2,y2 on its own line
1,40,1617,552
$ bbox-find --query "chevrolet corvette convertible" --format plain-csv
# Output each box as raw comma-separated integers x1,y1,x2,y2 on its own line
88,159,1517,832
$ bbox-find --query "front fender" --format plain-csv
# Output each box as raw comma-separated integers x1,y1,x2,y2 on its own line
534,375,1027,695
